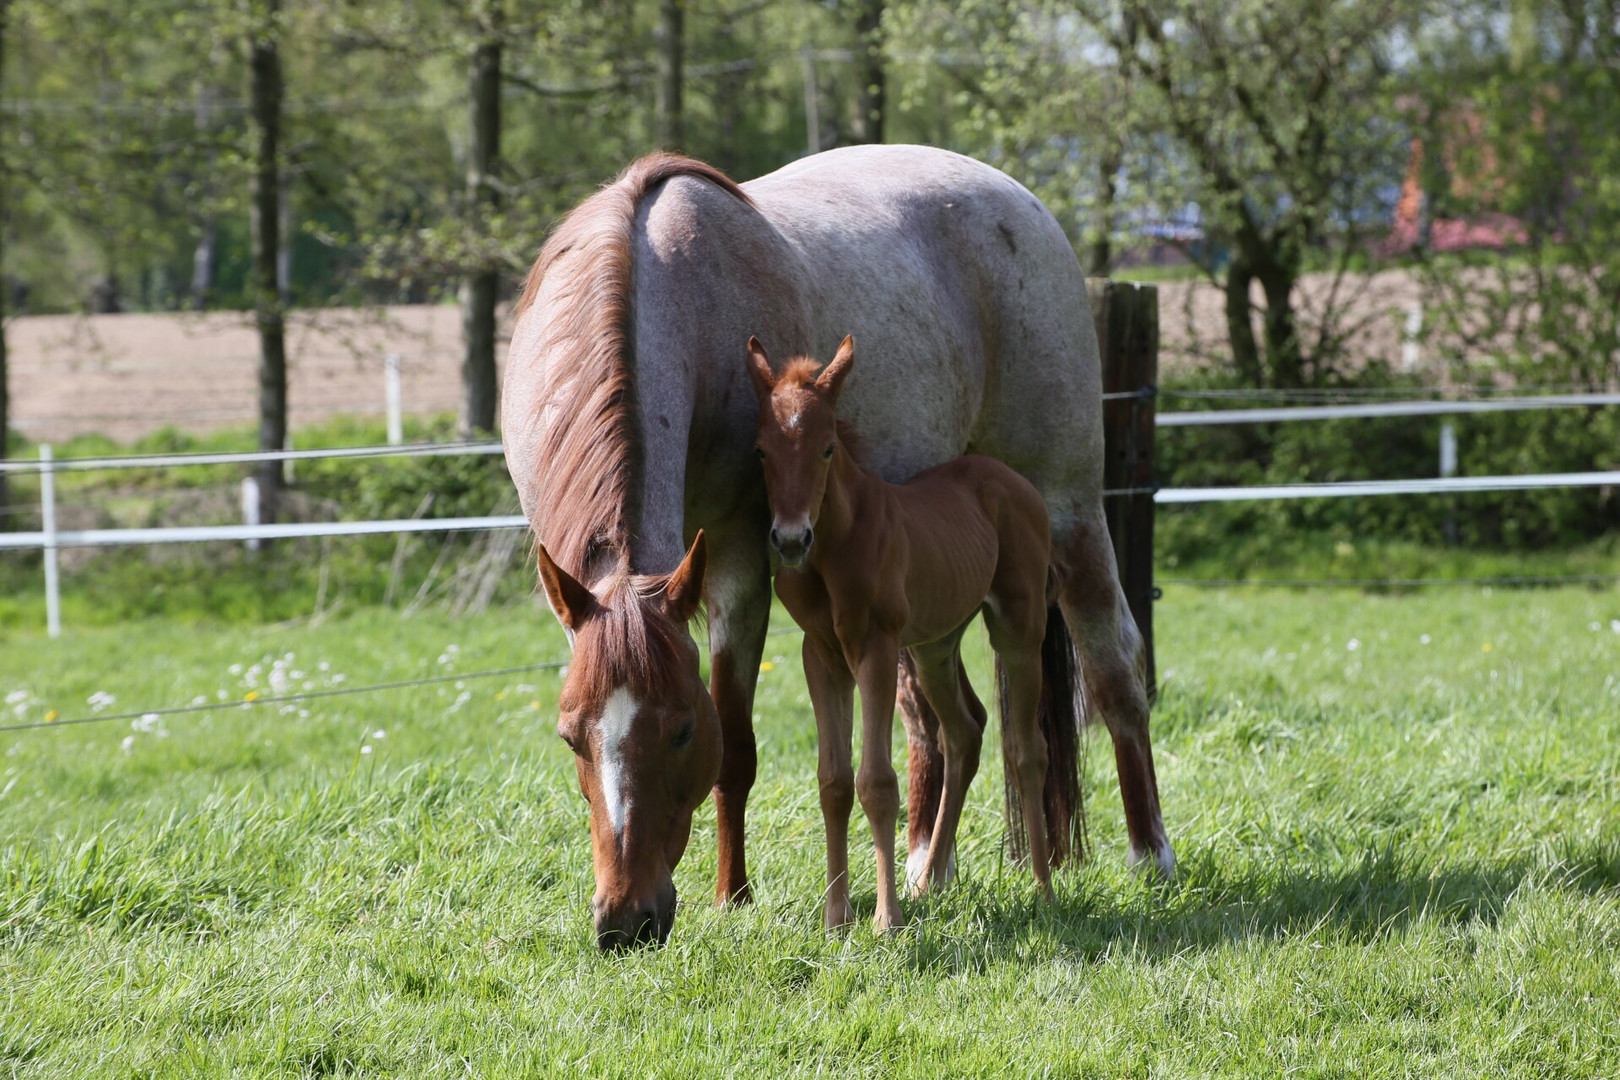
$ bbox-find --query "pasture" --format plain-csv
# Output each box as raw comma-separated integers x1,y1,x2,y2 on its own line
3,585,1618,1076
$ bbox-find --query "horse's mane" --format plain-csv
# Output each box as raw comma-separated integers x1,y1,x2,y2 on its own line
572,570,703,703
516,153,751,580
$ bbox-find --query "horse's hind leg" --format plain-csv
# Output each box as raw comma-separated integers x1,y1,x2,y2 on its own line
1053,507,1174,879
897,652,946,894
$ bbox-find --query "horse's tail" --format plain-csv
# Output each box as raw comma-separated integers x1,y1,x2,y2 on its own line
999,603,1088,867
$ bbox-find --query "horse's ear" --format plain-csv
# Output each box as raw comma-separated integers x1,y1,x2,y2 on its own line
664,530,707,623
817,335,855,402
745,336,775,402
537,543,594,632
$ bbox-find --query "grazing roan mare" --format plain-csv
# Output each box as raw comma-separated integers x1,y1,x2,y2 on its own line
747,334,1061,931
503,145,1173,949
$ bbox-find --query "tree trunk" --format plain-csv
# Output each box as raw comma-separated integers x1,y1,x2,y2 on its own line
655,0,684,149
459,5,502,438
852,0,884,144
1258,261,1303,388
1223,256,1263,388
191,81,219,310
1089,150,1120,275
249,0,287,523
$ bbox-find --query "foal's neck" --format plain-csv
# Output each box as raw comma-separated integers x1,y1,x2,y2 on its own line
809,443,879,559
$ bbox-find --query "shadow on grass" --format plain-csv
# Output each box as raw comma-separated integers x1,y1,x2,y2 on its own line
889,837,1620,971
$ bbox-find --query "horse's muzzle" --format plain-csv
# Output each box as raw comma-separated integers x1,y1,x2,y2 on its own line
594,884,676,952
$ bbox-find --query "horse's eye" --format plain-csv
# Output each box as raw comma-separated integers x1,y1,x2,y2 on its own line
671,720,694,749
754,446,766,461
823,444,835,460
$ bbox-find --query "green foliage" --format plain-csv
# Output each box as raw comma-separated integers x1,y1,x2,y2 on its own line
1,590,1618,1074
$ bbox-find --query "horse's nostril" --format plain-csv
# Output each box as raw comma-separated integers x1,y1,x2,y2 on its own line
803,527,814,551
769,527,782,550
633,907,660,946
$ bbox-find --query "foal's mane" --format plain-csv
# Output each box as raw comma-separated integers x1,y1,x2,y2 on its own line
773,357,867,465
516,153,751,580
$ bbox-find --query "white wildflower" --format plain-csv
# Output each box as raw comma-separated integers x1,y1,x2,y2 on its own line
5,690,27,706
88,691,116,713
360,744,373,755
1420,634,1431,645
372,729,386,740
121,736,135,755
1346,639,1360,652
228,663,244,676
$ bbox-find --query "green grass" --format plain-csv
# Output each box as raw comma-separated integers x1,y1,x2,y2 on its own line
3,586,1619,1077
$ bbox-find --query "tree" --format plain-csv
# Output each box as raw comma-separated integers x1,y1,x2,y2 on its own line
247,0,287,521
656,0,684,148
460,0,504,437
850,0,884,143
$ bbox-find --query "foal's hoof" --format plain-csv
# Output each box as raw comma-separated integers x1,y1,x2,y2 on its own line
872,909,905,936
823,899,855,933
1127,840,1177,882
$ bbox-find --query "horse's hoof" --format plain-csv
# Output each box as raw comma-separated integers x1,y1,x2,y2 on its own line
1127,840,1177,882
904,845,930,895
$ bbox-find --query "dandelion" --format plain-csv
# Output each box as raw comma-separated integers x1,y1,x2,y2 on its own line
530,701,541,710
495,691,508,701
1482,642,1493,653
44,710,59,723
759,661,776,672
1420,634,1431,645
1346,639,1360,652
244,691,260,702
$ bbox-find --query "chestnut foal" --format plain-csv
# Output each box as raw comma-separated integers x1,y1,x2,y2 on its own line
747,334,1059,932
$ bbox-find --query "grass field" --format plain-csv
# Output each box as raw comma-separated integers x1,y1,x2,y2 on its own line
3,585,1619,1077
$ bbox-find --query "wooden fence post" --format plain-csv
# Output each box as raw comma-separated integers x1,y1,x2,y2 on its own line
1088,279,1159,700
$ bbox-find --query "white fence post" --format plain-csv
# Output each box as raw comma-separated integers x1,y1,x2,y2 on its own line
241,477,261,552
385,353,403,446
40,445,61,639
1402,302,1423,371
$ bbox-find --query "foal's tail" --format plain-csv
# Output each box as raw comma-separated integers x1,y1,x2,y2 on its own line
998,604,1088,867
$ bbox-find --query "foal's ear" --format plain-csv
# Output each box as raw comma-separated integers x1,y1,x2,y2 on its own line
817,335,855,402
536,543,595,632
664,530,707,623
744,336,775,402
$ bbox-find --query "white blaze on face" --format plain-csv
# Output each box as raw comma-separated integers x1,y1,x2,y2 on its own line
596,686,640,839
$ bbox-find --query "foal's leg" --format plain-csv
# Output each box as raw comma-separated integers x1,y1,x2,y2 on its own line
854,636,905,932
908,641,985,895
1053,507,1174,879
992,644,1056,899
803,634,857,930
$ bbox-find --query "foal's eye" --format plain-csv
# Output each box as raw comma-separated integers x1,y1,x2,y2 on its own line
822,444,835,460
754,446,766,461
671,720,694,749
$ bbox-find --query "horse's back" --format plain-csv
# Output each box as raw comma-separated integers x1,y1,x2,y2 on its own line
745,146,1104,514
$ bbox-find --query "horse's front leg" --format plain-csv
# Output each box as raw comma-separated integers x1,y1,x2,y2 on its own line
705,551,772,906
802,634,857,930
854,635,904,933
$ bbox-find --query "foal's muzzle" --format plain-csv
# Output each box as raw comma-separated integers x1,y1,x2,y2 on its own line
770,524,814,568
